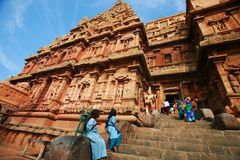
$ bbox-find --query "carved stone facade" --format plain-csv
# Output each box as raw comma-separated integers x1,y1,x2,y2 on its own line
0,0,239,147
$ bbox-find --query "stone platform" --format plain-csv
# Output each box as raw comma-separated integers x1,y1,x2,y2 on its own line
0,114,240,160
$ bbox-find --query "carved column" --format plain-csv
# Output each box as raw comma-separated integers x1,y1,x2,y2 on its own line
33,78,49,104
115,34,122,51
209,54,234,94
122,80,129,99
54,76,70,100
84,72,99,101
102,38,109,57
45,77,57,100
133,29,141,48
155,85,161,109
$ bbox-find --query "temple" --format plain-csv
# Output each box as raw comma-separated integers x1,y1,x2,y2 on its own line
0,0,239,147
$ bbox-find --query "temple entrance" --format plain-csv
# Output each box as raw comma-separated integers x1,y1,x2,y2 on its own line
165,93,180,107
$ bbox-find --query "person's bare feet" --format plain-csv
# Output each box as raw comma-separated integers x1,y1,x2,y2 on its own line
113,146,117,152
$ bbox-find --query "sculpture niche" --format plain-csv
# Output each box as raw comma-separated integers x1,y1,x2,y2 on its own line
144,87,156,115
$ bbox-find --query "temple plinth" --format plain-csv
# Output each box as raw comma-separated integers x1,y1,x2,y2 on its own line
0,0,240,148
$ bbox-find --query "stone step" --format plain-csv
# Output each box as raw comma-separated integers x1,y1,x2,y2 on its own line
118,144,240,160
134,127,224,136
155,118,212,124
123,139,240,156
154,121,213,129
107,152,159,160
129,130,226,140
136,127,240,136
127,132,240,147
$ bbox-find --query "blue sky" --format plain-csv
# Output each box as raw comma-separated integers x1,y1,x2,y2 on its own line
0,0,186,81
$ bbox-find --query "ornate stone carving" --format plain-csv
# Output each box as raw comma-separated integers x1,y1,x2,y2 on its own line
116,83,124,101
144,87,156,115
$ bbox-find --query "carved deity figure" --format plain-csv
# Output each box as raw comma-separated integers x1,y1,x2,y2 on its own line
144,87,156,115
116,84,124,101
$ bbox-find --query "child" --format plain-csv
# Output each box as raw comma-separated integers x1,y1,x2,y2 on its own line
106,108,122,152
86,109,107,160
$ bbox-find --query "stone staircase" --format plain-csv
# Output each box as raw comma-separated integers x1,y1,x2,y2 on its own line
107,115,240,160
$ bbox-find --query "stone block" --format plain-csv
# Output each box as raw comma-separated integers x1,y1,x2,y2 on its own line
117,121,135,134
200,108,214,121
214,113,240,130
152,109,161,118
44,136,91,160
141,115,154,127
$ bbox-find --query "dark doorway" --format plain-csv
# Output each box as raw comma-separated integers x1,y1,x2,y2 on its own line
166,94,180,107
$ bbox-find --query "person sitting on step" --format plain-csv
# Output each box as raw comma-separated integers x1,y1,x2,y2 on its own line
185,97,196,122
85,109,107,160
177,100,185,120
106,108,122,152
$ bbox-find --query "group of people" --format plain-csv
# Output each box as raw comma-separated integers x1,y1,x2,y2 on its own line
163,96,203,122
85,108,121,160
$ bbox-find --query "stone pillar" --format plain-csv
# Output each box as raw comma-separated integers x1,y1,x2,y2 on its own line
155,86,161,109
209,54,233,94
180,81,184,100
101,39,108,56
122,80,131,99
159,82,164,102
70,84,78,101
54,77,68,100
133,29,141,48
33,78,48,103
129,79,137,99
71,76,83,101
84,72,99,101
215,63,234,94
44,77,56,100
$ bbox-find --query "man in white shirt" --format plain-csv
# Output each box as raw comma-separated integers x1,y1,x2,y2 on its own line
164,99,170,115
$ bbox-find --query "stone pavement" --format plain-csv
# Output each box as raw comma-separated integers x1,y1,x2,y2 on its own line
0,143,27,160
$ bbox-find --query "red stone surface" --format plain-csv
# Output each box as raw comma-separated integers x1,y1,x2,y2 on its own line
0,144,27,160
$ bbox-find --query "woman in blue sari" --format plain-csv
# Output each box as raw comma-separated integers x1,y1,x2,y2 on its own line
185,97,196,122
86,109,107,160
106,108,122,152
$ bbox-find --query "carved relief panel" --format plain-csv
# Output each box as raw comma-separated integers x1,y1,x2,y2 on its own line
113,68,137,101
44,78,62,100
34,56,49,70
62,46,83,62
116,33,136,51
196,8,240,40
147,56,156,67
46,50,68,66
93,73,108,101
92,42,103,57
21,60,37,74
27,78,48,104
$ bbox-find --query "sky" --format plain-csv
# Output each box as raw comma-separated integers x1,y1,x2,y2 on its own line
0,0,186,81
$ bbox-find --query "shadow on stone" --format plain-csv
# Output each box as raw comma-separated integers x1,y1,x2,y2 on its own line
44,136,91,160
